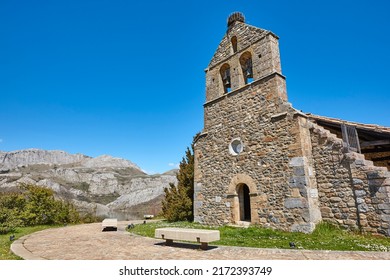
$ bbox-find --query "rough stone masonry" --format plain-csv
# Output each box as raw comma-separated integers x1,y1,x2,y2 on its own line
193,12,390,236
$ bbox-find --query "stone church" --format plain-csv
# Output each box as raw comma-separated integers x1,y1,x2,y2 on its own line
193,12,390,236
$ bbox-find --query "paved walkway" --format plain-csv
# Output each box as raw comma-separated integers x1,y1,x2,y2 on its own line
11,221,390,260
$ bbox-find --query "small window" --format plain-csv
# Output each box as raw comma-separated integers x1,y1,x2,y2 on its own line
229,138,244,155
231,36,238,53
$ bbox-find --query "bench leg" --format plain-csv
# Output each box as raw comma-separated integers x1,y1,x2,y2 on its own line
166,239,173,246
200,242,208,250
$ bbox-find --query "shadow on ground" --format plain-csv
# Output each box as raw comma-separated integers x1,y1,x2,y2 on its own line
154,241,219,251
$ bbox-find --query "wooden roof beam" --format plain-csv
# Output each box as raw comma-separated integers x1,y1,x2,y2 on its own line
360,139,390,148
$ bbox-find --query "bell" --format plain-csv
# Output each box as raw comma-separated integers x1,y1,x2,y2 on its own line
225,79,231,86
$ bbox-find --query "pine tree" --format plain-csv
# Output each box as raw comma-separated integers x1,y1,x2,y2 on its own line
161,140,195,222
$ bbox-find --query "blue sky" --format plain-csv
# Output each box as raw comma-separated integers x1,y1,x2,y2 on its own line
1,0,389,174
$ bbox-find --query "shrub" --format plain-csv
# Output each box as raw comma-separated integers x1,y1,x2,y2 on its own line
0,193,25,234
0,184,80,234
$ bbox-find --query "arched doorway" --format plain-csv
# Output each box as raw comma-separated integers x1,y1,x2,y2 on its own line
238,184,251,221
227,174,258,224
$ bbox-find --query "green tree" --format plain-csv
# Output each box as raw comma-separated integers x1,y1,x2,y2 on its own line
19,184,80,226
162,139,195,222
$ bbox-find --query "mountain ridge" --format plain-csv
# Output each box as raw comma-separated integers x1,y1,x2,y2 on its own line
0,149,143,172
0,149,177,219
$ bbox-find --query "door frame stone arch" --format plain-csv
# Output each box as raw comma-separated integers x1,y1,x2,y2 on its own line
227,174,260,224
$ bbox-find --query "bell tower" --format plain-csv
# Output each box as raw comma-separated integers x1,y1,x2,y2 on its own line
194,12,291,226
204,12,287,109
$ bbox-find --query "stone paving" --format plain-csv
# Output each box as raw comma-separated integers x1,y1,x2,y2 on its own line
11,221,390,260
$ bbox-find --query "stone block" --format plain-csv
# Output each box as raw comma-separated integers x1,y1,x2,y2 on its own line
289,176,308,188
367,171,386,179
320,207,332,214
193,217,203,223
349,213,357,219
194,201,203,208
360,220,368,227
354,190,366,197
293,166,305,176
291,188,301,197
378,204,390,210
354,159,366,166
268,215,279,224
330,197,342,203
194,183,203,192
289,157,305,167
381,223,390,229
378,186,390,193
290,222,315,233
381,215,390,222
101,219,117,231
356,197,365,204
352,179,364,185
155,228,220,248
301,209,311,222
347,200,356,207
284,198,307,209
309,189,318,198
383,178,390,186
373,193,388,199
344,220,357,226
358,203,368,213
319,183,333,189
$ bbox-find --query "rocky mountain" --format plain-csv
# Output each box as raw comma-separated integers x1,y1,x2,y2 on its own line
0,149,89,170
0,149,178,219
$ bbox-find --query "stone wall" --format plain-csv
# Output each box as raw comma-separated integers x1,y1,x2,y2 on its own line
195,71,322,232
309,123,390,236
363,151,390,170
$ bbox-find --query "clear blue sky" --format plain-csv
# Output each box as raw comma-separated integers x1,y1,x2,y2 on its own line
1,0,389,174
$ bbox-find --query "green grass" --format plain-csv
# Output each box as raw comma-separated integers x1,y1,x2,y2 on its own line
129,221,390,252
0,225,59,260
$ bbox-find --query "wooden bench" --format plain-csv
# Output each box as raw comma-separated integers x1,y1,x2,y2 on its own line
155,227,220,250
102,218,118,231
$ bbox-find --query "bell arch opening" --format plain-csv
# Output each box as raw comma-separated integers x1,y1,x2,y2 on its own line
220,63,231,93
239,51,253,85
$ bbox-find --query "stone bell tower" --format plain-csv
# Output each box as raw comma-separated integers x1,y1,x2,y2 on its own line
203,12,287,130
194,12,322,233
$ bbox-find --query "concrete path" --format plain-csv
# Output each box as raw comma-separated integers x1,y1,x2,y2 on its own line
11,221,390,260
